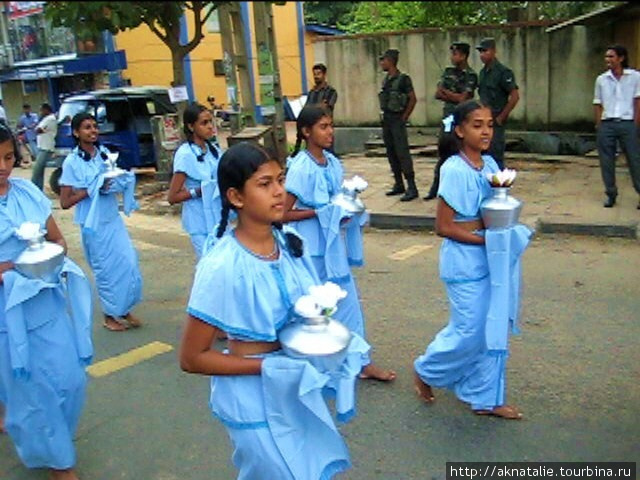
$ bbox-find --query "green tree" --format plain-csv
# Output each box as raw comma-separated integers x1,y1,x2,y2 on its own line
339,1,623,33
45,2,226,88
303,2,358,28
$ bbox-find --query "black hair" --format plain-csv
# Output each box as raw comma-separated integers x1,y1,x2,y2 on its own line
70,112,107,161
607,44,629,69
438,99,490,164
41,103,53,113
0,122,22,166
183,102,209,141
216,142,302,257
291,103,332,157
183,102,219,160
312,63,327,74
23,104,31,109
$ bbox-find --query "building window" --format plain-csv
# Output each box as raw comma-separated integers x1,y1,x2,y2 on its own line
6,5,77,63
205,6,220,33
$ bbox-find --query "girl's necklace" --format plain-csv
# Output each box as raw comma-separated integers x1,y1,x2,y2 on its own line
459,151,483,171
253,241,279,260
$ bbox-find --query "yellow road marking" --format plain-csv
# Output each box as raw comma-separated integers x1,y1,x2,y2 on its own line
86,341,174,378
388,244,433,261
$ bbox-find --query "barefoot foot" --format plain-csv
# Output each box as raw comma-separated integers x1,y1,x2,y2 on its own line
359,363,396,382
49,468,80,480
413,372,435,403
103,315,128,332
474,405,523,420
122,312,142,328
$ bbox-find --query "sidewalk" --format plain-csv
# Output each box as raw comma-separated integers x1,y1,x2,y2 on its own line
18,128,639,240
344,149,639,238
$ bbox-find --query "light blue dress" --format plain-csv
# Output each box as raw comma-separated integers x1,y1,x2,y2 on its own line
172,141,223,258
59,145,142,317
413,154,515,410
187,226,368,480
285,149,371,365
0,178,93,470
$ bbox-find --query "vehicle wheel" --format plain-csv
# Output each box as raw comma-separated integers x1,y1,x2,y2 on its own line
49,167,62,196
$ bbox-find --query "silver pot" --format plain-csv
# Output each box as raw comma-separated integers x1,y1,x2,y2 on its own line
480,187,523,229
278,316,353,372
14,232,64,283
103,151,126,179
331,188,365,214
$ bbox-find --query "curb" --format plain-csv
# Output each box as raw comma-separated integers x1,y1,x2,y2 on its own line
368,212,638,239
536,220,638,239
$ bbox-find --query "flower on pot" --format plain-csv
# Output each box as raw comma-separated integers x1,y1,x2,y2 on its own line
294,282,348,319
486,168,517,188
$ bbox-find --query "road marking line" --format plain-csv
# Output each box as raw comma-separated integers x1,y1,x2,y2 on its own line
388,244,433,261
86,341,174,378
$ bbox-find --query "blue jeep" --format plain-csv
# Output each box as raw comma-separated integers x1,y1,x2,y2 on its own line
50,86,177,192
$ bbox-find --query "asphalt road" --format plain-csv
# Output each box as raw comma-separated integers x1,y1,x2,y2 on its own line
1,209,639,480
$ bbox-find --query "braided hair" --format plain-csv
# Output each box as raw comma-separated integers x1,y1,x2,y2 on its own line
215,141,303,257
290,103,332,158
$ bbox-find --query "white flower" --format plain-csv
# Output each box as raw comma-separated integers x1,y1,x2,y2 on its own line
294,295,322,318
343,175,368,193
15,222,43,240
486,168,517,187
309,282,347,310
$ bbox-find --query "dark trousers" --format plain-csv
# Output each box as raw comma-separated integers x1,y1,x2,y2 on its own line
382,113,414,180
488,122,506,170
596,119,640,198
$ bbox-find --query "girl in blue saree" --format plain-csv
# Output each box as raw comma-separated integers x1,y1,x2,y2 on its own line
282,104,395,382
167,103,223,259
413,100,523,419
0,124,91,479
179,142,367,479
59,112,143,332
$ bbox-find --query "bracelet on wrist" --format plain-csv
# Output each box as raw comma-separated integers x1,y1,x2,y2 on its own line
189,188,198,199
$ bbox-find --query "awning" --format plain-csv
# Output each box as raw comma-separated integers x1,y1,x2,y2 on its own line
0,50,127,82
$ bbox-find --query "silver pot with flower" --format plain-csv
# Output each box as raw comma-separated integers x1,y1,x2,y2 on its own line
331,175,368,214
103,151,127,179
278,282,352,372
13,222,65,283
480,169,523,229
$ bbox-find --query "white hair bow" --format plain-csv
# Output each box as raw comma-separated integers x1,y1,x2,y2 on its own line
442,114,455,133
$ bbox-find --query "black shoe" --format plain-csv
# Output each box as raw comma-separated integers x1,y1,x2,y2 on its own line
386,185,405,196
603,196,616,208
422,192,437,201
400,190,419,202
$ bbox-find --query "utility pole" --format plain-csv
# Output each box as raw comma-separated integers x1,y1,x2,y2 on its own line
252,2,288,162
217,2,256,133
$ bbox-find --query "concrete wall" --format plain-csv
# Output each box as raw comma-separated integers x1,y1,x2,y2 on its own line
314,22,622,130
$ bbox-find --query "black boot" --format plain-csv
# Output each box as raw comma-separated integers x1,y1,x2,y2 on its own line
400,176,419,202
603,194,616,208
422,184,438,201
386,172,405,196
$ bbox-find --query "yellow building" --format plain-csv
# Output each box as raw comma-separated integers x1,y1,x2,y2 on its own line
113,2,338,117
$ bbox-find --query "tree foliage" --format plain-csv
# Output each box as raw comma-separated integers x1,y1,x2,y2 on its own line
44,2,226,86
302,1,624,34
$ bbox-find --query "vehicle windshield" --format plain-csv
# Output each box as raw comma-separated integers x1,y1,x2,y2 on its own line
57,100,89,124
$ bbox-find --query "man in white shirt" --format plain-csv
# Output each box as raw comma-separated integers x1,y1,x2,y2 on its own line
32,103,58,191
593,44,640,209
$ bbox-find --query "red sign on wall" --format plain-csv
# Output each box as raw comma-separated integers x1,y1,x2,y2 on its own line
7,2,45,20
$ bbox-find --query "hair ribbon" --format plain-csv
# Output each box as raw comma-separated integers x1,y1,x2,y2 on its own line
442,114,455,133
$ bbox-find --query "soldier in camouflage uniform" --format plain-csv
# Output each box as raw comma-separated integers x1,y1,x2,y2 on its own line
423,42,478,201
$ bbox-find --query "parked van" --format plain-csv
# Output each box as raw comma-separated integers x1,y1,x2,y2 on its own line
53,86,177,170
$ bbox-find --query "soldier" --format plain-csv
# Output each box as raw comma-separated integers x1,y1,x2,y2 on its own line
379,49,419,202
477,38,520,170
424,41,478,201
